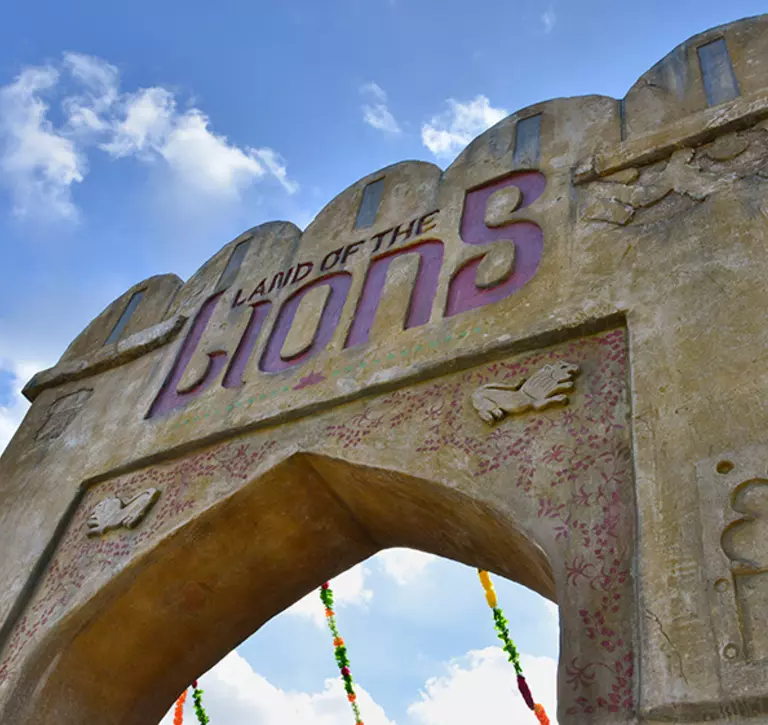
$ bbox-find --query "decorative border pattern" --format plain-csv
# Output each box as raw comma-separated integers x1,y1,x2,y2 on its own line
168,325,485,430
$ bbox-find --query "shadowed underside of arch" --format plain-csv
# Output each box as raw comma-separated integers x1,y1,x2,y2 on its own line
6,453,556,725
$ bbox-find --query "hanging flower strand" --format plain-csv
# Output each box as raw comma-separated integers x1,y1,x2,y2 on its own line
320,581,364,725
173,688,187,725
191,680,210,725
477,570,551,725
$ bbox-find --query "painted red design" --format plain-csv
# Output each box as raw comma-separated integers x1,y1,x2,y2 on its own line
0,440,277,686
324,328,634,716
1,329,633,719
293,371,327,390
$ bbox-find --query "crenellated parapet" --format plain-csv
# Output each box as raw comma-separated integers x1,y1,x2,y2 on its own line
25,16,768,413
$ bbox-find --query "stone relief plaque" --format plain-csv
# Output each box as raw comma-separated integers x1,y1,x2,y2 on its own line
86,488,161,537
697,447,768,695
472,361,579,424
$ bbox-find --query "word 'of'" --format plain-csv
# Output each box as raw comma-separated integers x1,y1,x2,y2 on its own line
233,210,440,303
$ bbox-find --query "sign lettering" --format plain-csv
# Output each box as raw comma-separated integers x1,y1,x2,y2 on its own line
149,171,546,417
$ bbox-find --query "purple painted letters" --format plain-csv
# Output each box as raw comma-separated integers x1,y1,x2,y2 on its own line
148,173,548,419
445,171,546,317
147,292,229,417
345,240,444,349
259,273,352,374
222,301,272,388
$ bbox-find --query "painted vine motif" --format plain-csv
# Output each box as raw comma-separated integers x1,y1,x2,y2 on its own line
325,328,634,715
0,440,278,686
0,328,633,719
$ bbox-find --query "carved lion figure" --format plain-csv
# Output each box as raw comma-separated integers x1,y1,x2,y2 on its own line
472,361,580,425
86,488,160,537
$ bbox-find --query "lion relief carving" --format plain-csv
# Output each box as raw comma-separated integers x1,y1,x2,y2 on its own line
86,488,160,537
472,361,580,425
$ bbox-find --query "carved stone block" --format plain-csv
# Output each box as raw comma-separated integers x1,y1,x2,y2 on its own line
472,361,579,424
697,448,768,696
86,488,160,537
35,389,92,442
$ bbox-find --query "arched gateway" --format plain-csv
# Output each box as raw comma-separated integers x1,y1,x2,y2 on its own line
3,14,768,724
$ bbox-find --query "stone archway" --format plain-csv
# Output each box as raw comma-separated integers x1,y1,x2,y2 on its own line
4,457,554,725
0,328,634,725
7,14,768,725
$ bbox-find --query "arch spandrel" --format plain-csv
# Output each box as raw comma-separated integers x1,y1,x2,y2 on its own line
0,328,633,725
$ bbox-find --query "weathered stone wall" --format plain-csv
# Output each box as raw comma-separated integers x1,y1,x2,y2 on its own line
3,13,768,724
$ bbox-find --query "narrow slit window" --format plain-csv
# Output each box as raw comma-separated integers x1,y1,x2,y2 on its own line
513,115,542,167
698,38,740,107
216,239,251,291
104,290,145,345
355,178,385,230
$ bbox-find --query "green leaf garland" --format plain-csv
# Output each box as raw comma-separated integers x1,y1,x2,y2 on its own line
320,581,364,725
191,681,210,725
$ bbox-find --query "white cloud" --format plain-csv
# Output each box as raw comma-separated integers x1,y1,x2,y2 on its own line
0,66,85,219
376,548,436,585
544,599,559,626
283,549,437,625
408,647,559,725
541,6,557,33
102,86,175,157
158,110,270,198
0,357,46,454
286,563,373,627
360,82,401,134
62,52,120,134
253,148,300,194
0,53,299,219
421,95,507,158
159,650,395,725
156,644,557,725
103,89,298,199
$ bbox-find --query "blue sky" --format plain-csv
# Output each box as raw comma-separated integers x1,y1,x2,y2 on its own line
0,1,766,723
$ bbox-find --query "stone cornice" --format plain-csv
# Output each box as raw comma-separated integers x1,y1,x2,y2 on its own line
22,314,187,402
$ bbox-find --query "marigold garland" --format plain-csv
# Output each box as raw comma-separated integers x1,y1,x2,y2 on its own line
478,570,551,725
320,581,364,725
173,688,187,725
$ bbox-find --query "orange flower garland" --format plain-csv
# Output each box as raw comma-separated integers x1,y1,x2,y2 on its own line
477,570,551,725
173,688,187,725
171,682,210,724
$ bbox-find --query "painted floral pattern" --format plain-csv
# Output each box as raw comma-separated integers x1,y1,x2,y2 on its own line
325,328,634,716
0,440,278,685
0,328,634,720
